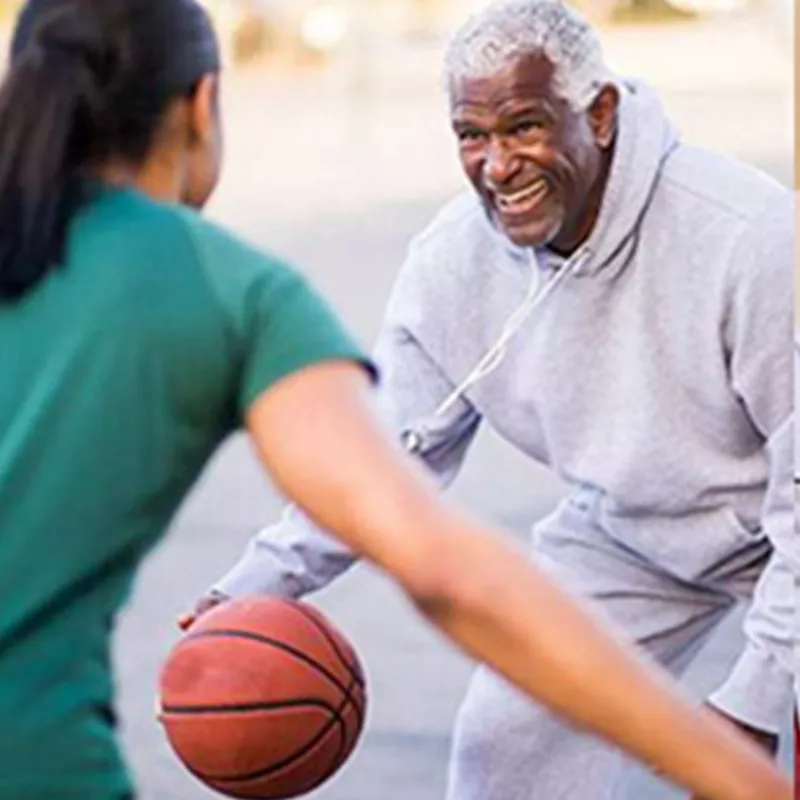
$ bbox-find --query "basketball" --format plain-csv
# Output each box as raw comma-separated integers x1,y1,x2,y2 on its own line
159,596,367,799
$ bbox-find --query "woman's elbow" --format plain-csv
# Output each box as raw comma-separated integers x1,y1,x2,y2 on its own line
388,518,492,618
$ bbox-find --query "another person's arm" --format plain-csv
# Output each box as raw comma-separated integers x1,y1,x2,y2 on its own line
245,360,789,800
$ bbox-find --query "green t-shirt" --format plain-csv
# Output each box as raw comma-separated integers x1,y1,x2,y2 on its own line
0,185,374,798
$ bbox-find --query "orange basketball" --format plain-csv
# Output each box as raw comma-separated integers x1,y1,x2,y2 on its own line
159,597,367,799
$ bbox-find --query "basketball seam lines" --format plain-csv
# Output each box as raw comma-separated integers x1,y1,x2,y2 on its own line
328,675,357,777
202,686,350,784
290,603,366,690
176,615,365,787
288,606,366,733
184,628,353,700
160,697,336,715
184,627,365,742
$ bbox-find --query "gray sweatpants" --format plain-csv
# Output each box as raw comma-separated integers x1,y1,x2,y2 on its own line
446,488,769,800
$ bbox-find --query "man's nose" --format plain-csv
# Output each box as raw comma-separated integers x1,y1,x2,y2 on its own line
483,136,521,186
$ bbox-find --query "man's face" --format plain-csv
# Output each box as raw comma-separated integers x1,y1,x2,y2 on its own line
450,52,617,253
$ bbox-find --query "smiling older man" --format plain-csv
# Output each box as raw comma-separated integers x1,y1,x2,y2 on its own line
186,2,794,798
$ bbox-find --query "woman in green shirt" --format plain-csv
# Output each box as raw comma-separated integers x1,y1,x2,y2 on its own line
0,1,789,798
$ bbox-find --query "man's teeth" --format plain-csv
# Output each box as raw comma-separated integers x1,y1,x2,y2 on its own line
496,179,548,212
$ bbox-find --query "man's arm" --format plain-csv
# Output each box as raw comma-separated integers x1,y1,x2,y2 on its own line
193,245,483,607
205,335,480,602
708,415,796,741
704,199,795,743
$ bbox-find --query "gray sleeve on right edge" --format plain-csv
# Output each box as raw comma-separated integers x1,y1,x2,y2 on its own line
708,414,797,733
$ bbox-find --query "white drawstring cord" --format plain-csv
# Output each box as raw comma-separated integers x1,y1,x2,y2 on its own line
433,250,574,418
401,247,588,455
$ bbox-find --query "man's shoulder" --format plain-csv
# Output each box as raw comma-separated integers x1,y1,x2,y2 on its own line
385,191,511,324
661,144,791,227
660,146,793,290
410,191,496,257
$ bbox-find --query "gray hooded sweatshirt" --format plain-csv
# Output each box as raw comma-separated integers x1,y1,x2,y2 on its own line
214,81,794,729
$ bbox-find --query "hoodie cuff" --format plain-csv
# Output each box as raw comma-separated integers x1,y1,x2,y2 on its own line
707,644,793,735
212,547,307,600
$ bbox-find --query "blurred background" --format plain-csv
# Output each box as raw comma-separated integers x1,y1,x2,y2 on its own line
0,0,794,798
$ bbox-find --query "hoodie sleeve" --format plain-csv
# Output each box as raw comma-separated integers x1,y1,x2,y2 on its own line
706,199,796,733
708,415,796,734
212,237,482,599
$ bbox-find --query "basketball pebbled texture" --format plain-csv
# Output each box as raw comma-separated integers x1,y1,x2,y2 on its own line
159,597,367,799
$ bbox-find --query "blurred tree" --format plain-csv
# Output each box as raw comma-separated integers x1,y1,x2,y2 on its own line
613,0,696,20
570,0,695,21
629,0,690,12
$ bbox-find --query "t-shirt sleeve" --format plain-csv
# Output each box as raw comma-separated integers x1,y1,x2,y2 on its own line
237,266,378,416
186,214,378,422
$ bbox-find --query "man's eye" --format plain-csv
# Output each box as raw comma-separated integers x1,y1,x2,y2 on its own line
458,128,487,142
509,119,544,135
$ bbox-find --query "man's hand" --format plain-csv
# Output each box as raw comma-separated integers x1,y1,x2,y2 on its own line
690,705,779,800
158,591,232,720
704,706,779,755
177,590,230,630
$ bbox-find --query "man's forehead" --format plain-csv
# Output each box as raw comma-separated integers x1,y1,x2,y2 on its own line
449,51,558,110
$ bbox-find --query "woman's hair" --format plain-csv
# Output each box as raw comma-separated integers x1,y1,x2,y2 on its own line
0,0,220,299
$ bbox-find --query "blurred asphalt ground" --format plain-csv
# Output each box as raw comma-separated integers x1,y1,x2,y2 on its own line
2,7,794,800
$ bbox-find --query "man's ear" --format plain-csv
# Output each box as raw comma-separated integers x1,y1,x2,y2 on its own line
588,83,619,150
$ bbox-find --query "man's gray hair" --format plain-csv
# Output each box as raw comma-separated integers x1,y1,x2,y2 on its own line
443,0,616,110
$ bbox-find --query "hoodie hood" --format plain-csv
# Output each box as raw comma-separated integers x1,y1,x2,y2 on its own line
581,80,680,275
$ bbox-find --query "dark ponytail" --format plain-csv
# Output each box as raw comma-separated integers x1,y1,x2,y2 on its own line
0,0,219,299
0,6,108,298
